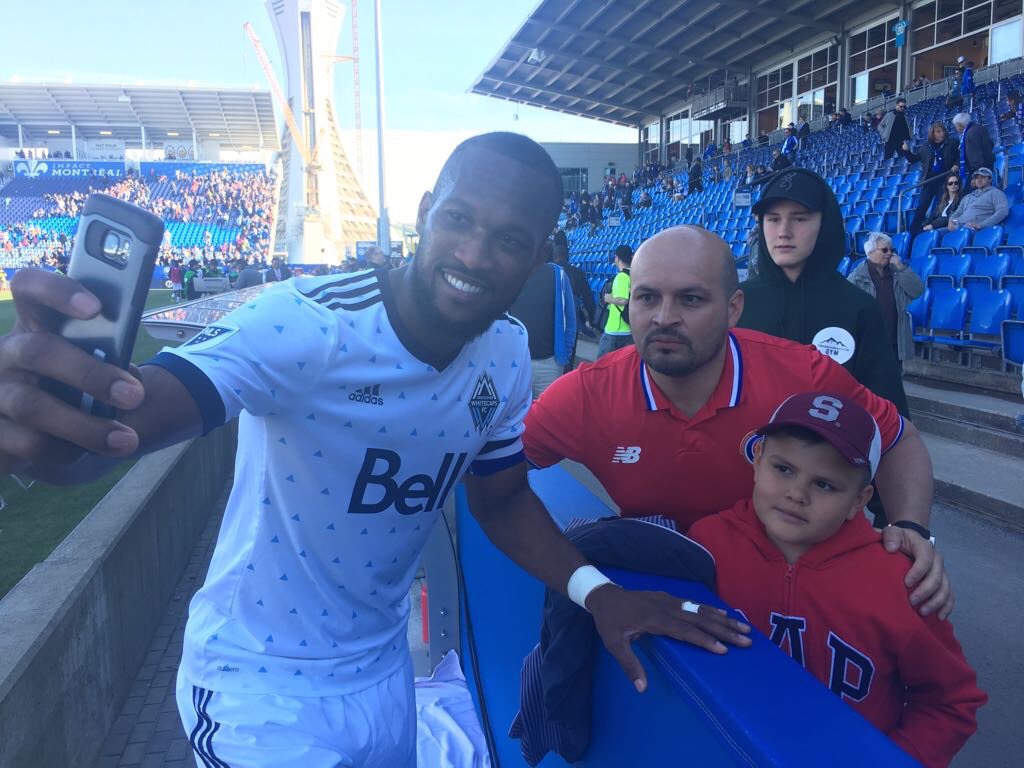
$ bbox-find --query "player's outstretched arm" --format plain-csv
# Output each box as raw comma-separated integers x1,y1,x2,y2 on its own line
464,462,752,693
0,269,203,484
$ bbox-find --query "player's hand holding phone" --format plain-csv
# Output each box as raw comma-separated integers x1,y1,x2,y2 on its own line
0,194,163,478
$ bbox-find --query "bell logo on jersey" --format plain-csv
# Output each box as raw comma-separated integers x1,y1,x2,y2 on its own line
349,448,469,515
611,446,642,464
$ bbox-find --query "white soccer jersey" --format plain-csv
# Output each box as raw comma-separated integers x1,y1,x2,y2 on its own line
152,270,531,696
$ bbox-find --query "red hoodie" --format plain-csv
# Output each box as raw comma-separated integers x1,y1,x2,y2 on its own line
689,499,986,768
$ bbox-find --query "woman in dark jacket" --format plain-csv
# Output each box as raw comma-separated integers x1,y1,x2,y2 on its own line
920,172,964,231
900,121,959,234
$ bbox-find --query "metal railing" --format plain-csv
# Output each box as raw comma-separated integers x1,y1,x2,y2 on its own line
896,173,951,233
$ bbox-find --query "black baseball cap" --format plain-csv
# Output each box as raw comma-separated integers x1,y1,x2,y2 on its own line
752,169,825,216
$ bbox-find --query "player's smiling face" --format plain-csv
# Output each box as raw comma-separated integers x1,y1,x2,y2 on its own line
411,148,550,342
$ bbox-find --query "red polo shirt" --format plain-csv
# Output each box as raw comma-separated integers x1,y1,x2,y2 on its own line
523,329,904,530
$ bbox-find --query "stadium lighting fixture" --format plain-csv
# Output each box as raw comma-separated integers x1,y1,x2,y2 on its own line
527,48,547,65
47,130,60,135
167,131,180,137
99,130,113,135
209,132,221,137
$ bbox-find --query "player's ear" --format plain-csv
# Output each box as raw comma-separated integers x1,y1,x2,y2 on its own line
416,191,434,234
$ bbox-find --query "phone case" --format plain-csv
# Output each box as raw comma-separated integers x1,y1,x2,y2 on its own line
46,194,164,417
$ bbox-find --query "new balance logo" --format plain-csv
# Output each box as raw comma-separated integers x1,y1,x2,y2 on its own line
611,446,642,464
349,384,383,406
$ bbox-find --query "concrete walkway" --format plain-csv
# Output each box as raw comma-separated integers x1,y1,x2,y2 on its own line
93,491,429,768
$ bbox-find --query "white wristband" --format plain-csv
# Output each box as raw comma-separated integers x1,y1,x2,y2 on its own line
567,565,613,611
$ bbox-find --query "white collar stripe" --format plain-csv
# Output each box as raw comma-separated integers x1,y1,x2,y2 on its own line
728,333,743,407
640,361,657,411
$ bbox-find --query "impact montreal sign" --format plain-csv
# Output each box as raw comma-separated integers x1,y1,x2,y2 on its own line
13,160,125,179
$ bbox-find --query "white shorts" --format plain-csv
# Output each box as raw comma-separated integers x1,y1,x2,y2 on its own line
175,661,416,768
171,282,183,291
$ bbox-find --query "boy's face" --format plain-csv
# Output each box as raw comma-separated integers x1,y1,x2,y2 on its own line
752,434,874,563
762,200,822,282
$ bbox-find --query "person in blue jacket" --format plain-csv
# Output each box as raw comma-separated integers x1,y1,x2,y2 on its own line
782,127,799,161
509,257,577,398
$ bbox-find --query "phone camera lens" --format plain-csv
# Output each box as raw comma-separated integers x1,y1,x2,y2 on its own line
102,231,131,265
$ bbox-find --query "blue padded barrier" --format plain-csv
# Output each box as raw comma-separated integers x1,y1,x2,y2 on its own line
1002,320,1024,363
456,465,919,768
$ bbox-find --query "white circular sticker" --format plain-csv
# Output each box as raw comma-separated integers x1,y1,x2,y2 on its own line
812,327,856,365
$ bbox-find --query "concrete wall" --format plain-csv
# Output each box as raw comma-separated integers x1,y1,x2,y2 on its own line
541,142,639,195
0,424,237,768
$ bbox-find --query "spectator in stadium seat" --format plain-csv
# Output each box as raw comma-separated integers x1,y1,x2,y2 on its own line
797,117,811,144
551,230,597,337
598,244,633,358
782,128,798,161
770,148,791,172
920,173,964,231
757,131,770,146
638,191,653,208
688,157,704,194
703,142,717,161
848,232,925,370
743,164,757,186
742,134,752,150
522,225,952,616
685,144,694,169
952,112,995,179
878,98,911,160
900,121,959,233
737,166,909,415
1000,90,1024,123
0,133,757,766
947,167,1009,231
722,161,733,182
838,107,852,127
957,57,975,102
722,139,733,155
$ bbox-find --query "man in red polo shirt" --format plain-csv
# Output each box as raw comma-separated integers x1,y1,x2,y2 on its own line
524,226,952,619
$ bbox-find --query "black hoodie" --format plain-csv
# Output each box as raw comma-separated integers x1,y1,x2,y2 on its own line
737,169,909,414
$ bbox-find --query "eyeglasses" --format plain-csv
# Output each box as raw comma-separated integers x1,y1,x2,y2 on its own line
947,181,960,186
878,247,895,253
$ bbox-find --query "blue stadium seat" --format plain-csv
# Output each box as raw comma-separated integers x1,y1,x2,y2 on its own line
961,226,1004,258
963,289,1012,349
890,232,909,259
962,253,1011,289
837,256,851,276
1003,281,1024,317
910,254,938,281
844,217,862,237
927,287,969,340
1002,319,1024,363
937,227,971,253
928,253,972,287
910,229,939,262
908,289,932,340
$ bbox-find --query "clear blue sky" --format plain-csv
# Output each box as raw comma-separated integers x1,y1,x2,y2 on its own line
1,0,633,220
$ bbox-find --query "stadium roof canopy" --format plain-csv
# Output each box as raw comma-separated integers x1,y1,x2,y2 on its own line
0,83,279,149
472,0,897,127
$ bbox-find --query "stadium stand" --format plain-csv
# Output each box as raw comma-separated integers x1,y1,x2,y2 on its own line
560,74,1024,381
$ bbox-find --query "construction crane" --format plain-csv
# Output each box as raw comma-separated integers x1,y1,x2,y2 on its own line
323,0,364,181
243,21,322,212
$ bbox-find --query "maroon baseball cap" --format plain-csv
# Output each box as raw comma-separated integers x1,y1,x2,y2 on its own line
757,392,882,480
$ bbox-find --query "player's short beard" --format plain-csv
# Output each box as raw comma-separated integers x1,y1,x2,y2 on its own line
408,248,508,343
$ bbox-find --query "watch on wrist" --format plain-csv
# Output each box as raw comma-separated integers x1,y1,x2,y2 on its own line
889,520,935,544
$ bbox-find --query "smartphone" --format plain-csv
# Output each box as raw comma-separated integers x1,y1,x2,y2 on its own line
45,193,164,418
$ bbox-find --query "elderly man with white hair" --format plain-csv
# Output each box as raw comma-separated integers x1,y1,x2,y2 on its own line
848,232,925,369
951,112,995,179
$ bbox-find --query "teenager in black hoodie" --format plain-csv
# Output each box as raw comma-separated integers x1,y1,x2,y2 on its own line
738,168,909,416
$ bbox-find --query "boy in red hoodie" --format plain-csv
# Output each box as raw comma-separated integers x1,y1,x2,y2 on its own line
689,392,985,767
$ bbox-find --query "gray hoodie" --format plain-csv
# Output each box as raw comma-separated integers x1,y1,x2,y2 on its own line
948,185,1009,229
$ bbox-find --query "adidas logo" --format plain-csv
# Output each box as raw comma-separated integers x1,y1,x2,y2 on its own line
349,384,384,406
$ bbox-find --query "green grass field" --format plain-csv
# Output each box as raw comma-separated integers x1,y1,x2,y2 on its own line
0,289,178,597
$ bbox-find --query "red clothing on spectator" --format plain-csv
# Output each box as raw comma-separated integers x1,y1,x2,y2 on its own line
689,499,986,767
523,329,904,530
